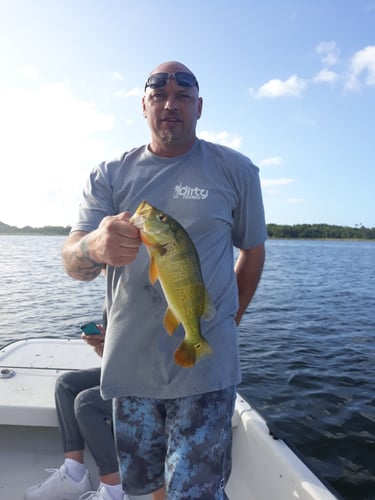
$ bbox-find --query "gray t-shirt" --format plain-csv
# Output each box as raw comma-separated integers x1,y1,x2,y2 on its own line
72,139,267,399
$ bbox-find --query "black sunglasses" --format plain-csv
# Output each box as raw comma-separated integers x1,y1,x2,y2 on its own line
144,72,199,92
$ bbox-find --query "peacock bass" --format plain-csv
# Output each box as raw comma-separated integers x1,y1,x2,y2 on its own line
130,201,215,368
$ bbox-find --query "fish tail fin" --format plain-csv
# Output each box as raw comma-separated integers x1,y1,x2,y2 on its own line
174,338,213,368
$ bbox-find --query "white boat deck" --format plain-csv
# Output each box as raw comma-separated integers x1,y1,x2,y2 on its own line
0,338,339,500
0,338,100,426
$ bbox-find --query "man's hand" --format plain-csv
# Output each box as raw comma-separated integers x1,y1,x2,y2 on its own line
82,324,106,358
88,212,142,268
62,212,142,281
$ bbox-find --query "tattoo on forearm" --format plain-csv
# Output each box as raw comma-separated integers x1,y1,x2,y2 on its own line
68,237,104,281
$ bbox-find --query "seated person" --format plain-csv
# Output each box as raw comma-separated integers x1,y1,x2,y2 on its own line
24,323,127,500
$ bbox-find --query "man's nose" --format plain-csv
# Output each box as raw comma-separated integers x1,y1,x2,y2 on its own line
164,95,178,110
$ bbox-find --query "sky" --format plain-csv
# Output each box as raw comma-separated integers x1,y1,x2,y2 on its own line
0,0,374,228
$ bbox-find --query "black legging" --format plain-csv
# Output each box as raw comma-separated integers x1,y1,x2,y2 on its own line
55,367,118,476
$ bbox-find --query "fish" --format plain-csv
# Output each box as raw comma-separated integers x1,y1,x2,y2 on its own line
130,200,215,368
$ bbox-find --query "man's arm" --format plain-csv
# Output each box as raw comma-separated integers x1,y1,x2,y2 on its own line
234,243,265,325
62,212,142,281
62,231,104,281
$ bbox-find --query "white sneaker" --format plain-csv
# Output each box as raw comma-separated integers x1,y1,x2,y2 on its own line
79,486,130,500
24,464,93,500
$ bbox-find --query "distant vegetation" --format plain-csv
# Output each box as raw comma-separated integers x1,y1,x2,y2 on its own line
0,222,71,235
267,223,375,240
1,221,374,239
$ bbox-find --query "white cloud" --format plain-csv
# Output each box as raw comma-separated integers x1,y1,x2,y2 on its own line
125,87,142,97
346,45,375,89
20,64,40,79
261,178,295,187
287,198,304,204
113,71,123,81
251,43,375,97
115,86,142,98
313,69,338,84
0,79,115,227
316,41,339,66
259,156,283,167
261,178,296,198
198,130,242,149
255,75,307,98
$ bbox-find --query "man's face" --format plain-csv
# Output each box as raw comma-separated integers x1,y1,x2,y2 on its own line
142,71,202,156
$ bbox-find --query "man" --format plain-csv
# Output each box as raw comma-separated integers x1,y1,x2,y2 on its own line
62,61,266,499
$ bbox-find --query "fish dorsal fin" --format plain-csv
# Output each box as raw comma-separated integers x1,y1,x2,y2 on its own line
163,307,180,335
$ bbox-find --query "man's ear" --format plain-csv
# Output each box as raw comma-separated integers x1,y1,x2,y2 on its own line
197,97,203,119
142,96,147,118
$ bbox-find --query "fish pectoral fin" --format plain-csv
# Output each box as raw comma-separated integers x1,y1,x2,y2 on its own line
202,288,216,322
148,257,159,284
163,308,180,335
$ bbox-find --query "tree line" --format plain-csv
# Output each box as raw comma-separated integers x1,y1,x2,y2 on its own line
1,221,374,239
0,222,71,235
267,223,375,240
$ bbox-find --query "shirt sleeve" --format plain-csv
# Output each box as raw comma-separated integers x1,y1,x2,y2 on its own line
70,161,117,233
232,160,267,249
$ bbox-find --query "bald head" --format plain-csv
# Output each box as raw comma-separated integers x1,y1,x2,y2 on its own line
144,61,199,94
148,61,195,77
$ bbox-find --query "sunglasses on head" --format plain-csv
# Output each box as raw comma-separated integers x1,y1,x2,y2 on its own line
144,72,199,92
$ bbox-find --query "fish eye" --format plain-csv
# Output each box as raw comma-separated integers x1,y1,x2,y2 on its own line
157,213,167,223
194,342,202,351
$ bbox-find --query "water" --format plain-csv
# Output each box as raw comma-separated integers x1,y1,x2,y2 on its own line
238,240,375,499
0,236,106,338
0,236,374,499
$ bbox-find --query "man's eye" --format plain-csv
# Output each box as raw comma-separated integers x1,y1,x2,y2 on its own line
152,93,165,100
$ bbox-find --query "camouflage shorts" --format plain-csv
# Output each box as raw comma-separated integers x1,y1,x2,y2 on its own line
113,386,236,499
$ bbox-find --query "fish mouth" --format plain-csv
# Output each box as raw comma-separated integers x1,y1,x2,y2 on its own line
129,213,145,230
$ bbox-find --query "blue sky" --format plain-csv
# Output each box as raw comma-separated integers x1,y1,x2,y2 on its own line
1,0,374,228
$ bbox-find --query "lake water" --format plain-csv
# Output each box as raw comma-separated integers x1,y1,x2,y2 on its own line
0,236,374,499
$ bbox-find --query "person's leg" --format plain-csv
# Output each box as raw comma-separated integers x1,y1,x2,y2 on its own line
74,386,119,483
55,367,101,457
24,368,103,499
55,369,102,485
75,385,127,499
164,386,236,500
113,396,166,497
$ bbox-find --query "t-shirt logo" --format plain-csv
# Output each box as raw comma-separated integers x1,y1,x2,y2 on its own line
173,183,208,200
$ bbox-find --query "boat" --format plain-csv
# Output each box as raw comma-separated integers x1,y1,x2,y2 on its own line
0,338,339,500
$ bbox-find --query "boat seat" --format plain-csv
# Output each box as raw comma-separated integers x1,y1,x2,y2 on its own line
0,338,100,427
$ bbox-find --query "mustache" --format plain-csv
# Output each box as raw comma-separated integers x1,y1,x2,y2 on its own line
161,112,181,120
